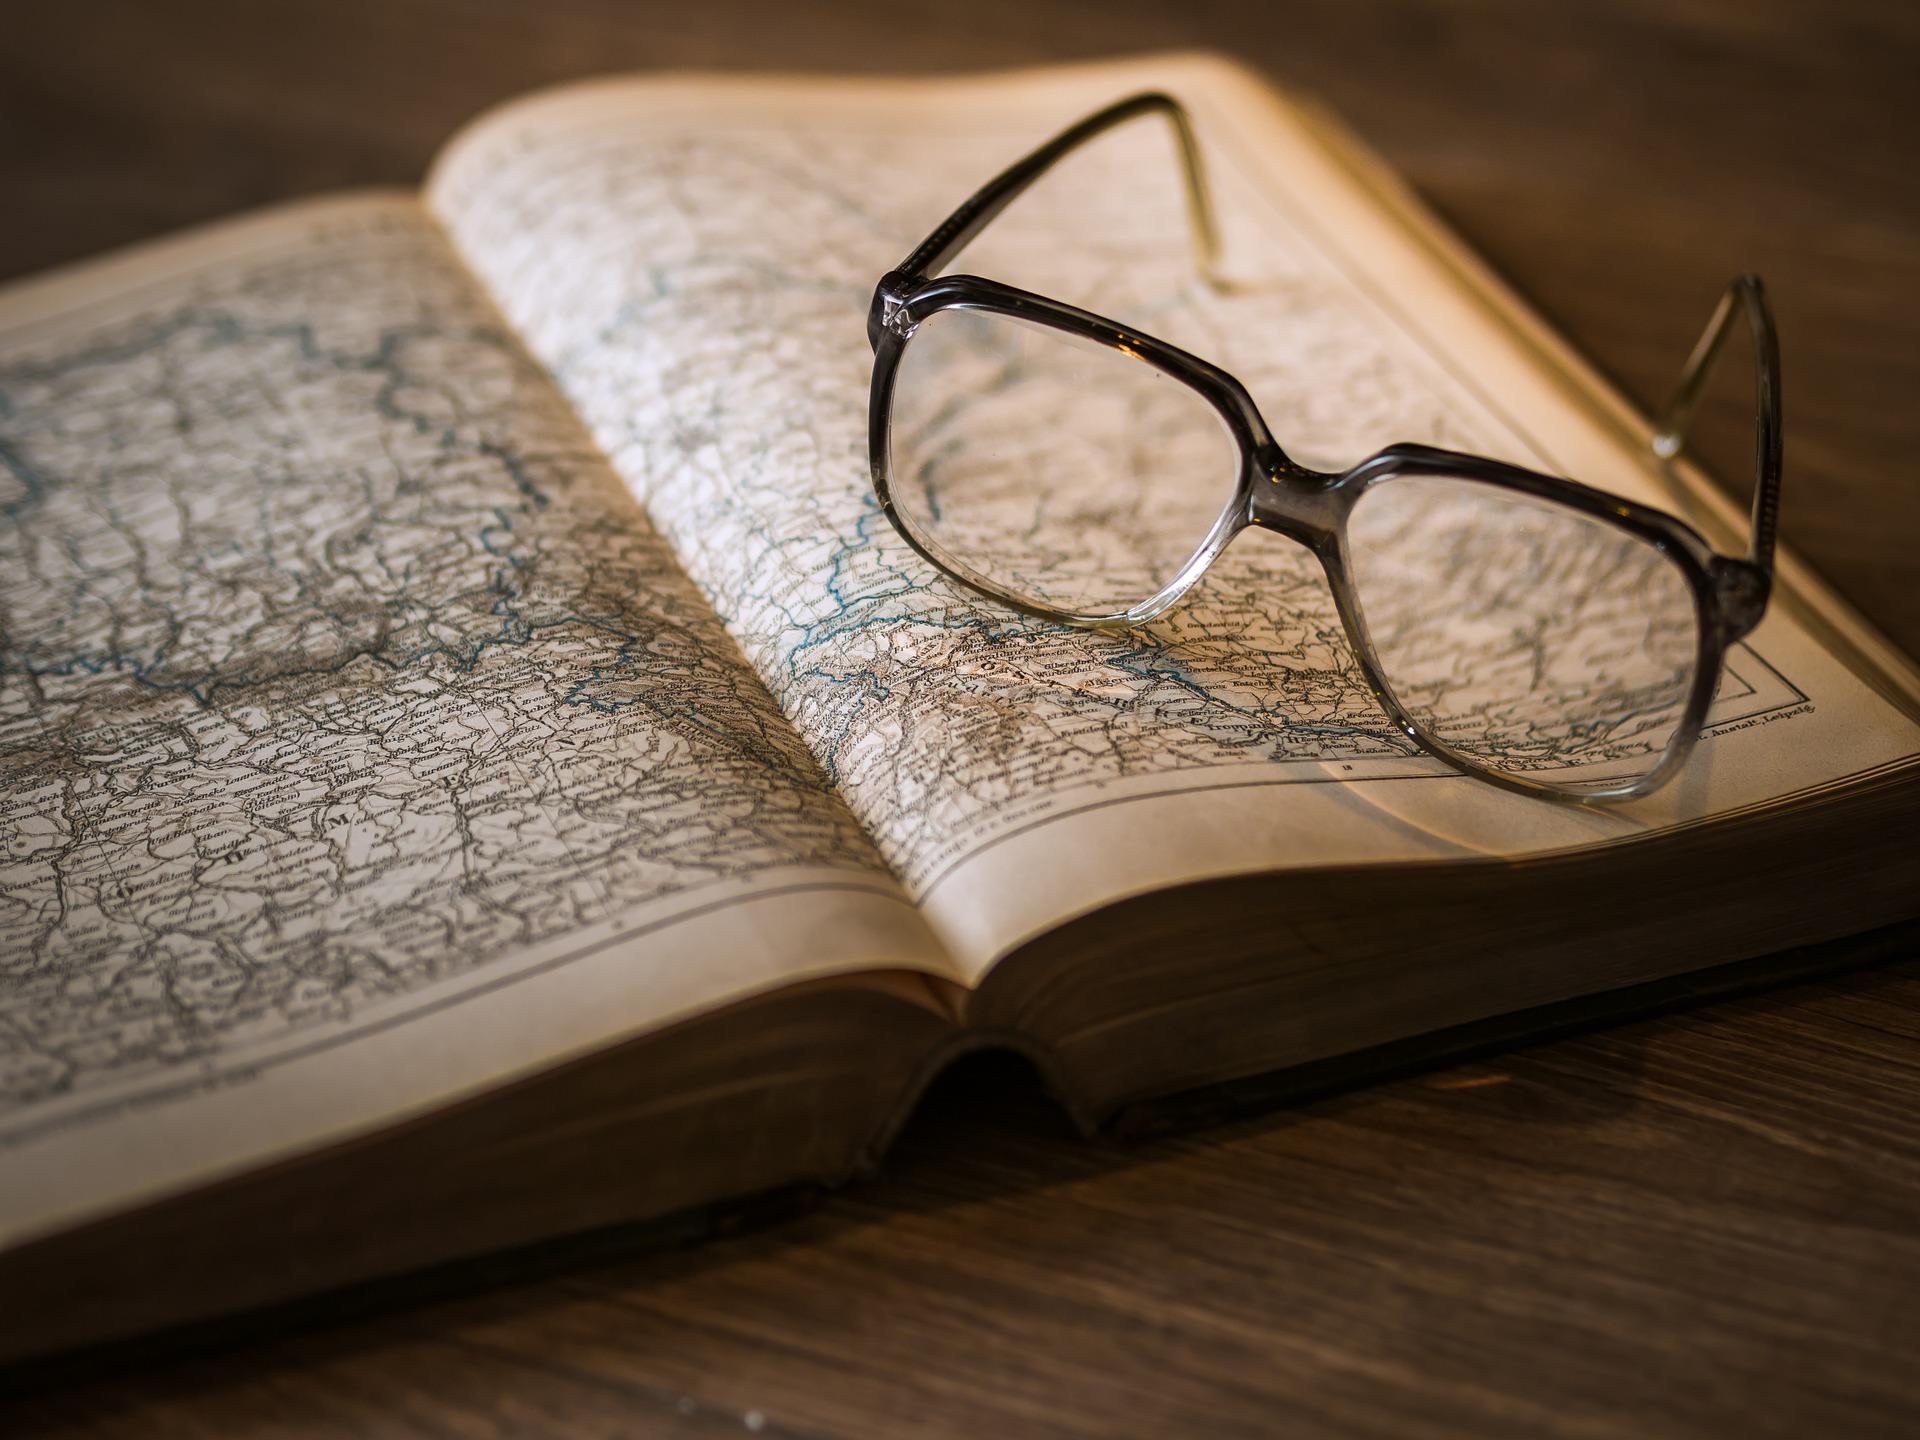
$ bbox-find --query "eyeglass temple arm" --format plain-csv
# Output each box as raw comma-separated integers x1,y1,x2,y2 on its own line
1651,274,1783,579
870,92,1226,349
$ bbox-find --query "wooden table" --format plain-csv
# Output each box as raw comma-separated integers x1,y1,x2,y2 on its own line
5,2,1917,1434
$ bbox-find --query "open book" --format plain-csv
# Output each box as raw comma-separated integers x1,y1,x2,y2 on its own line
4,54,1917,1363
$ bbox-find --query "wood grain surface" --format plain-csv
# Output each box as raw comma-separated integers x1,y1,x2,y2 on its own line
4,2,1918,1435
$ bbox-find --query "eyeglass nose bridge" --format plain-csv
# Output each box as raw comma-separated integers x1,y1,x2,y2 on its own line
1240,448,1350,555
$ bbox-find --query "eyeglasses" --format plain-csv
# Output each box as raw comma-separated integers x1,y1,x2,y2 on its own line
865,93,1781,806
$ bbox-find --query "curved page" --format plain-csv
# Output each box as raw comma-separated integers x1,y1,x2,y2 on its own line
427,57,1920,975
0,195,943,1245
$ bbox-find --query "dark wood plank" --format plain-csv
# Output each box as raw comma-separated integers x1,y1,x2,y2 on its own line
3,1,1918,1434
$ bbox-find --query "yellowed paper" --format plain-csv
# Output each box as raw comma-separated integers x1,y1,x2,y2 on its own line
428,57,1920,971
0,195,946,1245
6,54,1915,1251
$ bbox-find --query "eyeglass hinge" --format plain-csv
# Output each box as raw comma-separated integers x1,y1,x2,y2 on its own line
880,294,918,339
873,272,920,342
1709,555,1771,640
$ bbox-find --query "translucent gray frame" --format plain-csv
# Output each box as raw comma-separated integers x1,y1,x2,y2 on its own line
866,92,1782,805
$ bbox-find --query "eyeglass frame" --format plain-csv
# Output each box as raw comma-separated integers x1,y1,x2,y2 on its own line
865,92,1782,806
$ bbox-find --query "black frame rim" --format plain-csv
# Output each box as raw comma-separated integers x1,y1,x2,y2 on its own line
864,93,1780,807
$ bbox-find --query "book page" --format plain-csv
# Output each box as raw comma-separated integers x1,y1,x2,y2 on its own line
427,56,1920,977
0,195,948,1247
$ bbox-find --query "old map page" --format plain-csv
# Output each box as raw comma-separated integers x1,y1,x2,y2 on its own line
429,58,1920,970
0,196,945,1243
